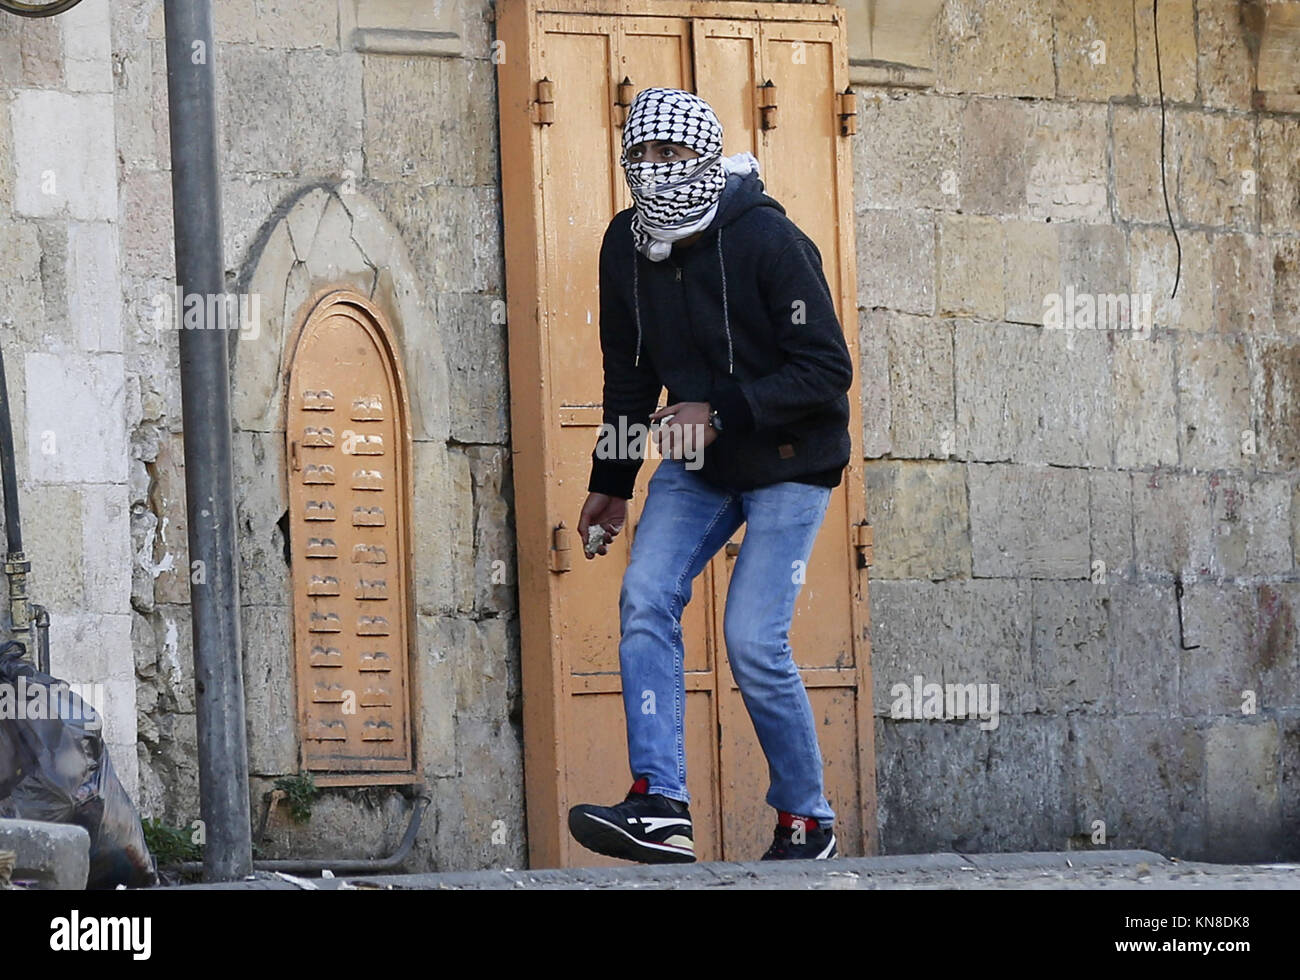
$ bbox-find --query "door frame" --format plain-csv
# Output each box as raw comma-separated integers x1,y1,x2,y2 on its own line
496,0,874,868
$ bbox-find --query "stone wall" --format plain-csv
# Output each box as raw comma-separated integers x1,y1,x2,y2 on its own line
859,0,1299,861
0,3,137,797
106,0,523,871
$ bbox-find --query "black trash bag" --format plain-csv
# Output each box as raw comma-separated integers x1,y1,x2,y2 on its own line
0,641,156,888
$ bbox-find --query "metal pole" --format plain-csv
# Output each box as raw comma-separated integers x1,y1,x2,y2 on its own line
162,0,253,882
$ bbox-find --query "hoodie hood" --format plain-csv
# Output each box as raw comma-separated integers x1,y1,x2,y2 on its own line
712,169,786,230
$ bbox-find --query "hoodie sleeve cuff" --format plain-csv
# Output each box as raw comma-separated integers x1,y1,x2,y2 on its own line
588,459,639,500
709,377,756,435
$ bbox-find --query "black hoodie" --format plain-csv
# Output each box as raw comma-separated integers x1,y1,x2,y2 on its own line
587,169,854,499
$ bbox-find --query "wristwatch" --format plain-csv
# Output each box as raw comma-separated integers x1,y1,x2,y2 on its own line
708,408,722,432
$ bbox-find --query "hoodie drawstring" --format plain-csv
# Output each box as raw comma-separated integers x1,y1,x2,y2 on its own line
629,225,732,376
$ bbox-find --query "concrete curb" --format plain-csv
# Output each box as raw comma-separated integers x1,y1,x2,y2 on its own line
0,818,91,890
176,849,1172,890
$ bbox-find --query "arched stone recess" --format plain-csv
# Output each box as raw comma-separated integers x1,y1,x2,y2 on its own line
232,184,457,780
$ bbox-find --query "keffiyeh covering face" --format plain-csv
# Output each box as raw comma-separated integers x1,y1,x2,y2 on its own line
621,88,756,261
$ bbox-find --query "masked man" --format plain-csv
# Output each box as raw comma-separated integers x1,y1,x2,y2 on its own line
570,88,853,862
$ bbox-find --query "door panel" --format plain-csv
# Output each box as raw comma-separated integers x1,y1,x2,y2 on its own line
498,0,875,868
286,293,415,774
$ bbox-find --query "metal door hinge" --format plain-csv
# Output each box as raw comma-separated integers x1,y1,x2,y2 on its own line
759,79,777,130
615,76,634,128
838,86,857,136
549,522,573,572
853,522,873,569
532,77,555,126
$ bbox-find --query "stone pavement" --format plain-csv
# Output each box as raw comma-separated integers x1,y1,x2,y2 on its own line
176,849,1300,890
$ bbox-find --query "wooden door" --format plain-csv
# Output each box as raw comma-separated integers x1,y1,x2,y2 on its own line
498,0,875,868
693,17,876,859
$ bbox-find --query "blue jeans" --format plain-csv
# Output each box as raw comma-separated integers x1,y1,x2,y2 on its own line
617,458,836,824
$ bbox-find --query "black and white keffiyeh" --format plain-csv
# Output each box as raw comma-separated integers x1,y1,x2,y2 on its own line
621,88,732,261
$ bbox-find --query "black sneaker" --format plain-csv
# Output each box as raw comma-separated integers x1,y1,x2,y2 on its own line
568,778,696,864
761,812,837,860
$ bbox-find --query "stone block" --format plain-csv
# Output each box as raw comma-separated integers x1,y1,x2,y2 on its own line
1209,476,1292,577
968,463,1090,578
855,209,934,316
1031,581,1111,713
1272,240,1300,339
934,0,1055,98
0,15,62,88
1113,331,1178,467
436,292,509,445
467,446,517,615
884,313,954,458
1134,0,1197,104
1281,712,1300,831
1255,338,1300,469
232,429,290,606
81,483,132,614
1132,471,1215,577
854,93,962,211
62,0,114,93
1196,0,1256,111
1175,334,1250,470
241,604,298,777
67,221,123,354
371,182,503,297
26,350,126,486
1260,117,1300,235
937,214,1003,319
858,309,891,458
0,819,90,890
1052,0,1135,100
1111,105,1167,225
955,322,1112,467
256,0,339,48
0,105,13,213
304,195,375,289
1024,102,1109,222
864,460,969,581
1172,110,1256,230
120,170,176,280
212,0,258,44
1089,469,1134,578
1205,720,1283,862
11,90,117,221
144,432,192,607
869,579,1033,716
1108,582,1180,715
958,97,1033,216
1057,222,1128,300
363,55,498,188
20,483,85,613
875,715,1070,854
1211,233,1273,333
218,47,362,177
1129,226,1212,333
413,442,474,616
1070,715,1205,857
1002,220,1059,325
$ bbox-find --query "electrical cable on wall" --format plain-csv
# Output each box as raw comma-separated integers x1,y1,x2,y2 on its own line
1153,0,1182,300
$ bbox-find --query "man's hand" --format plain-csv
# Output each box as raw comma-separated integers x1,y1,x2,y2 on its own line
650,401,716,460
577,492,627,559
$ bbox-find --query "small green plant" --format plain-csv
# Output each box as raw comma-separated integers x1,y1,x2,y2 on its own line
274,771,321,824
141,818,202,865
